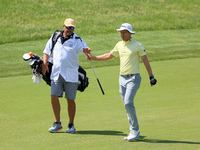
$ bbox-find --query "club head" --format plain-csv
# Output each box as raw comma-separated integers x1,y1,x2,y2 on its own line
23,53,31,61
29,59,37,67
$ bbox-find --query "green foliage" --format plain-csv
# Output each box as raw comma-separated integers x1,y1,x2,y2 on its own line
0,0,199,44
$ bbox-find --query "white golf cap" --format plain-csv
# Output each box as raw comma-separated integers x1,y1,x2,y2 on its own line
116,23,136,34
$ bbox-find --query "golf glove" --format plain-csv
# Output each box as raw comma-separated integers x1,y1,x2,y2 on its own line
149,75,157,86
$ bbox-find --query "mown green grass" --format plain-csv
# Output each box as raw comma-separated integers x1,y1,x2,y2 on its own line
0,0,200,149
0,30,200,77
0,0,199,44
0,29,200,77
0,58,200,150
0,0,200,78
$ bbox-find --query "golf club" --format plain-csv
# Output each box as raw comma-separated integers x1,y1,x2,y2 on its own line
81,41,105,95
89,60,105,95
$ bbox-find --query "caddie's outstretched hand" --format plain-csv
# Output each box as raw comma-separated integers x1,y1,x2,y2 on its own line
149,75,157,86
83,48,93,60
83,48,92,54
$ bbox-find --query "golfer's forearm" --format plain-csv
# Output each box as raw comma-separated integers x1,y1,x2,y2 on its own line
144,62,153,77
141,55,153,76
92,53,114,60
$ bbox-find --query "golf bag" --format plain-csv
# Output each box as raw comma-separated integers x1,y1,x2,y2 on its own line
23,53,89,92
42,60,89,92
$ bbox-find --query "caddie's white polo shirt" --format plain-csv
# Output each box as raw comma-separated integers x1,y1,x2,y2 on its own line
43,32,88,82
110,38,146,75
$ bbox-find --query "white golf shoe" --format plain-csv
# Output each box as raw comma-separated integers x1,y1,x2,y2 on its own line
48,122,63,133
66,125,76,133
124,130,140,141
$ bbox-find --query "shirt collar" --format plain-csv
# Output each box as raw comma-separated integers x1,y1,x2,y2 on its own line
122,37,133,44
128,37,133,43
63,32,74,39
61,32,74,44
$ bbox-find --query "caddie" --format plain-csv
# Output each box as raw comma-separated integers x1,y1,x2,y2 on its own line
42,18,91,133
83,23,157,141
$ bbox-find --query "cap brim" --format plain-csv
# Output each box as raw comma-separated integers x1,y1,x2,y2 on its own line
116,28,136,34
64,24,75,27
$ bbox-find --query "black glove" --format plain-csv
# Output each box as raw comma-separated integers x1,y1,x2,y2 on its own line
149,75,157,86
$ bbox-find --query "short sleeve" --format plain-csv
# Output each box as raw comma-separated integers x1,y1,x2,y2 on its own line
110,44,119,57
137,43,146,56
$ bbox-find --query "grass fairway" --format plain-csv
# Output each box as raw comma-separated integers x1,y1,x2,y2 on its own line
1,29,200,77
1,0,199,149
0,58,200,150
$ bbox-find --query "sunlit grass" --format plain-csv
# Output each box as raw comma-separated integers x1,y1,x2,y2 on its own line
0,0,199,44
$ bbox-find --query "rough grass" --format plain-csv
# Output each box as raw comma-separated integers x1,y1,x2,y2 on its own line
0,0,199,44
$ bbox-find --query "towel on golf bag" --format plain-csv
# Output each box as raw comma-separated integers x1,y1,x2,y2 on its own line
32,73,42,83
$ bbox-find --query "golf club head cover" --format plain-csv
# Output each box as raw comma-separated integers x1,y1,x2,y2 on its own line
149,75,157,86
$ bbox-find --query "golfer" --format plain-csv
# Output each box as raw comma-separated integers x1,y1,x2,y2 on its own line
84,23,157,141
42,18,90,133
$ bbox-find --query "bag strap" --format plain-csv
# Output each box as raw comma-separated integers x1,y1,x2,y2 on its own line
75,36,82,42
50,30,83,54
50,30,62,54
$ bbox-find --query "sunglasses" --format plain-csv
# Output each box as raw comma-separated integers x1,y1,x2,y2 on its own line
65,26,75,30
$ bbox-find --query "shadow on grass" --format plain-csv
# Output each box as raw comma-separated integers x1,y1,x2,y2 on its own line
77,131,200,145
77,130,127,136
56,130,200,145
137,136,200,145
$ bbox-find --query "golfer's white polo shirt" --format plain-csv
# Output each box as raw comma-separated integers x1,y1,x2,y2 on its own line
110,38,146,75
43,33,88,82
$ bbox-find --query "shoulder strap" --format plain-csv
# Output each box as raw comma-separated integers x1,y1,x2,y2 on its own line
75,36,82,42
50,30,62,54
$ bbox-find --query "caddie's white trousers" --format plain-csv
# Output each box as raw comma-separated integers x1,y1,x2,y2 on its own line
119,74,141,131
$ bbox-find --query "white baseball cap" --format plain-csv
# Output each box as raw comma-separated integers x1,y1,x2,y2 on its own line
116,23,136,34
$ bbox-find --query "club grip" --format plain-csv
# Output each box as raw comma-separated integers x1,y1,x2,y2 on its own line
97,78,105,95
